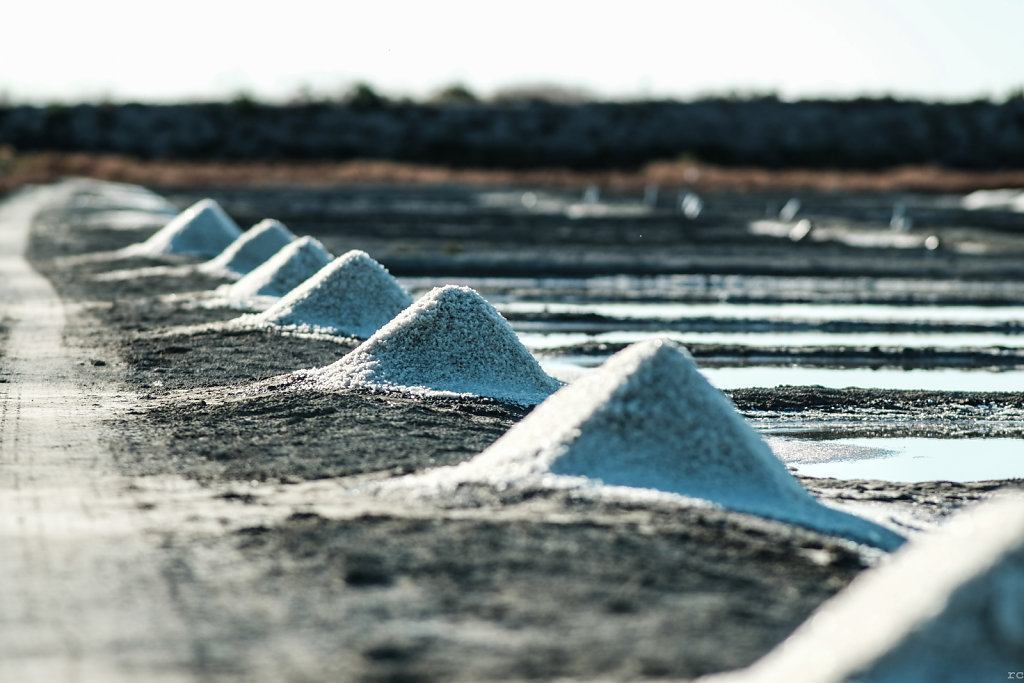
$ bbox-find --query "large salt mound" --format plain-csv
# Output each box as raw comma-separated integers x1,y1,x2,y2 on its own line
225,236,333,302
703,496,1024,682
308,285,562,404
250,250,413,338
413,339,903,550
125,198,242,257
201,218,296,277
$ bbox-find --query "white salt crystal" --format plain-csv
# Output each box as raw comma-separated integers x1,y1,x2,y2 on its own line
250,250,412,338
124,198,242,258
306,285,562,404
225,236,333,303
201,218,296,277
400,339,904,550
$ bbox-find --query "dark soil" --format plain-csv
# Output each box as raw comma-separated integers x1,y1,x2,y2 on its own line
204,502,864,682
119,387,525,483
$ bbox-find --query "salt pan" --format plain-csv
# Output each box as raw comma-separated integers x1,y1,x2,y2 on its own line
250,250,412,338
307,285,562,404
201,218,296,277
225,236,333,303
405,339,903,549
125,198,242,258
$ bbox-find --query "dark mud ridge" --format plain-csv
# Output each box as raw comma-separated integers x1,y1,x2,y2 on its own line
22,182,1024,681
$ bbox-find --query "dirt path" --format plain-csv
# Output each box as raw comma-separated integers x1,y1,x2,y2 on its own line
0,185,195,682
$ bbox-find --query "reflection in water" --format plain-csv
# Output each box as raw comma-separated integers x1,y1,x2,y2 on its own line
540,359,1024,392
780,437,1024,483
500,300,1024,325
519,329,1024,350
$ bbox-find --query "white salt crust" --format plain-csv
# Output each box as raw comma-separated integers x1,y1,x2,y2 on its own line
123,198,242,258
304,285,562,404
223,236,333,304
201,219,296,277
246,250,413,338
381,339,905,550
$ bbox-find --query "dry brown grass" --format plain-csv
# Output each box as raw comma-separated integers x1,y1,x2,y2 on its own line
3,151,1024,195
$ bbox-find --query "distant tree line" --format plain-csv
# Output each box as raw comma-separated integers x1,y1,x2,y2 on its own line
2,92,1023,169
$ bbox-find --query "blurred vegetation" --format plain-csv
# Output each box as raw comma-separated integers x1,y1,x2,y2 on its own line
2,83,1024,170
428,84,480,106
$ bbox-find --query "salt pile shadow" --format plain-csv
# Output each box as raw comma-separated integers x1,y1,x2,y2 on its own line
120,198,242,258
219,236,333,307
239,250,413,339
379,339,904,550
298,285,563,405
200,218,296,278
702,495,1024,682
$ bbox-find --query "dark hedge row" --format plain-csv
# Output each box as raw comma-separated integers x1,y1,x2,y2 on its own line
3,98,1024,169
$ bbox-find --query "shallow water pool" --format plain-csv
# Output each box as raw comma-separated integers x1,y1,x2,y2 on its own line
779,437,1024,482
539,359,1024,392
704,366,1024,392
519,329,1024,350
501,300,1024,325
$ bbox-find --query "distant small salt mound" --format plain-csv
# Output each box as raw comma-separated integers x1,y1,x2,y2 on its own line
124,198,242,258
201,219,296,277
66,179,178,213
225,236,333,303
307,285,562,404
250,250,413,338
702,496,1024,682
406,339,903,550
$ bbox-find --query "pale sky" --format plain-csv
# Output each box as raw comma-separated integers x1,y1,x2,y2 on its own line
3,0,1022,103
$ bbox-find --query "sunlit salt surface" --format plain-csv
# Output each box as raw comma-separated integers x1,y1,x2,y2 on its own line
784,438,1024,482
538,360,1024,392
499,301,1024,325
518,329,1024,350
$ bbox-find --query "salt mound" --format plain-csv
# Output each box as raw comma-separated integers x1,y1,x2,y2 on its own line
125,198,242,257
703,496,1024,682
308,285,562,404
415,339,903,550
226,236,333,301
66,178,178,213
251,250,413,338
201,218,296,277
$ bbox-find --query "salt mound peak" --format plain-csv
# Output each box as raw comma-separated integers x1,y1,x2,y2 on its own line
226,236,333,302
201,218,296,277
420,339,903,549
703,496,1024,682
252,250,413,338
127,198,242,257
309,285,562,404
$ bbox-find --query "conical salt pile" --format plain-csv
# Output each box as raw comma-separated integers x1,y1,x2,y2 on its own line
419,339,903,549
702,496,1024,682
201,219,296,277
126,198,242,257
225,236,333,303
309,285,562,404
251,250,413,338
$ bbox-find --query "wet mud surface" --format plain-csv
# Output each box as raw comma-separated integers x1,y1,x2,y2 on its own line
18,180,1024,681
